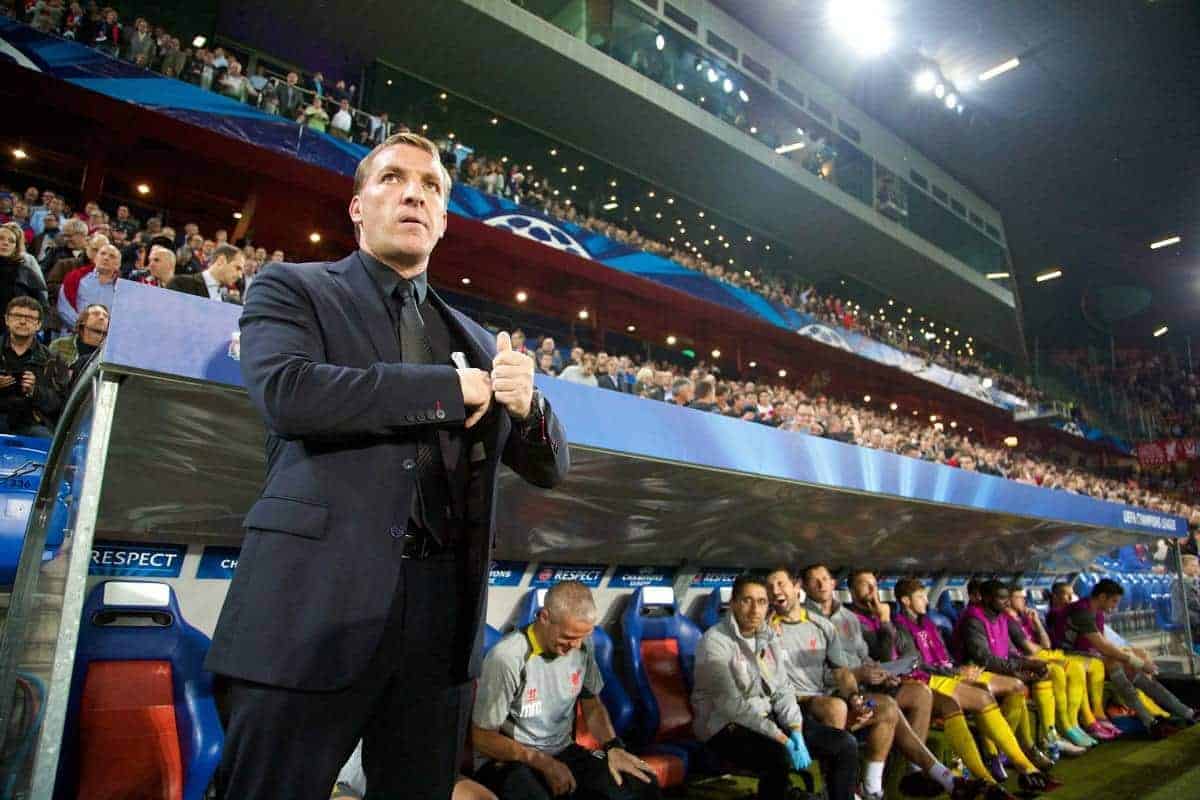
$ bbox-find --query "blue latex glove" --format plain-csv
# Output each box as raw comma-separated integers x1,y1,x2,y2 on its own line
787,729,811,771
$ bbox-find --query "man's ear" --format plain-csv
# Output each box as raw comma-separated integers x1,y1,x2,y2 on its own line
348,194,362,227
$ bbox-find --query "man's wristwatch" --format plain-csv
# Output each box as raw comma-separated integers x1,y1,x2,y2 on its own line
602,736,627,754
516,388,546,433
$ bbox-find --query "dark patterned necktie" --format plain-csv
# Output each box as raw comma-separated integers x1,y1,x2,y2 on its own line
395,282,449,542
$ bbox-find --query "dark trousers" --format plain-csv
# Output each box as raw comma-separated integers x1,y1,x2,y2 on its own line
475,744,661,800
705,722,859,800
214,553,469,800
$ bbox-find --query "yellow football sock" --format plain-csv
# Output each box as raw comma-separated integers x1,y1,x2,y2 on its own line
943,711,997,785
1034,675,1058,737
977,703,1037,774
1001,690,1035,750
1138,689,1170,718
1064,658,1086,729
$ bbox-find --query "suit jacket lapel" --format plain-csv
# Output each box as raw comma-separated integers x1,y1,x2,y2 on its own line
328,252,400,364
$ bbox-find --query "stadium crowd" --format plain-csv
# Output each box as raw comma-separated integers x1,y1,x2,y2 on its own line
9,0,1043,409
1,177,1197,526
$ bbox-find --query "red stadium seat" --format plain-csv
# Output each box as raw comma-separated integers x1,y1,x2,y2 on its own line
59,581,223,800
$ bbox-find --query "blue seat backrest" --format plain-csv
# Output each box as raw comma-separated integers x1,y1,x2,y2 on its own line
0,434,65,586
518,588,549,628
484,624,503,653
935,591,960,624
699,586,731,631
621,587,703,744
59,581,223,800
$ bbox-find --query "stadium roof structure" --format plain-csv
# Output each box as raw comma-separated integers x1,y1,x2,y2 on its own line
713,0,1200,348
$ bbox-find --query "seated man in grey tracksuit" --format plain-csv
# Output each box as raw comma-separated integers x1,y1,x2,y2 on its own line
691,574,859,800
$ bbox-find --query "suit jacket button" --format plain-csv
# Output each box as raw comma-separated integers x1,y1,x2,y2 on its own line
389,525,404,539
435,409,446,420
402,458,416,470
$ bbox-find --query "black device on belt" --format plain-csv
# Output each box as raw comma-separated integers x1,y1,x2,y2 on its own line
400,525,451,559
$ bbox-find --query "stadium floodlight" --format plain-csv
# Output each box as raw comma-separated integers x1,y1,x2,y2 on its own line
914,70,937,93
934,83,945,99
578,310,589,320
1150,235,1181,250
738,89,750,103
944,92,958,109
626,325,636,332
1003,436,1019,448
655,33,665,51
982,378,993,389
986,272,1010,279
889,402,898,411
706,68,719,83
1035,268,1063,283
666,335,677,345
979,57,1020,82
192,35,206,48
748,361,757,368
723,78,734,93
774,142,806,155
515,291,528,303
711,349,721,359
827,0,894,58
1154,325,1169,338
956,103,964,114
602,202,618,211
12,148,28,160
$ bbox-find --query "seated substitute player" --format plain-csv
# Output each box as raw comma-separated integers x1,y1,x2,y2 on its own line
765,567,980,800
953,580,1066,768
471,581,660,800
800,566,936,749
692,574,860,800
1006,583,1114,745
892,578,1054,797
1049,578,1196,738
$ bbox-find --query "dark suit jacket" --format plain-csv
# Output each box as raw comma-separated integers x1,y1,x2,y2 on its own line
206,252,569,691
166,273,208,298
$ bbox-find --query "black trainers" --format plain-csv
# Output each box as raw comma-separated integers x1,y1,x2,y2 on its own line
948,776,988,800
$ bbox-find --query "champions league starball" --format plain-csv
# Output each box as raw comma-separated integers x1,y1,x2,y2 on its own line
484,213,592,260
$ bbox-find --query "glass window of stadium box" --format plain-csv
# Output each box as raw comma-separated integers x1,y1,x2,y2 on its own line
507,0,1011,281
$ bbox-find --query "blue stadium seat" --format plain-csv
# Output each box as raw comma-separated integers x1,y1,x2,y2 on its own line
926,609,954,643
517,588,549,627
59,581,222,800
0,434,68,586
698,586,731,631
621,587,704,771
935,590,960,624
484,624,503,653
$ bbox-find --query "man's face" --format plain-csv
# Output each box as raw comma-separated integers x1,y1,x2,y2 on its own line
1010,590,1028,614
255,247,267,262
538,609,594,656
732,584,770,633
803,566,836,605
538,353,553,371
117,205,129,220
202,240,215,257
185,223,199,236
1051,587,1072,609
211,254,245,286
850,572,877,606
12,202,28,222
42,214,58,232
985,588,1010,616
570,347,583,365
49,197,64,215
66,228,86,248
349,144,448,272
23,187,37,204
1184,559,1200,578
5,306,40,337
540,338,555,354
215,229,228,243
287,72,298,85
80,311,109,346
148,248,173,281
95,246,120,282
766,570,800,616
512,331,525,349
0,228,17,257
1095,593,1121,614
188,234,203,251
905,589,929,616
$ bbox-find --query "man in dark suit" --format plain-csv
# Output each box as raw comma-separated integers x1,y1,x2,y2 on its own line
276,70,305,120
207,132,569,799
167,243,244,303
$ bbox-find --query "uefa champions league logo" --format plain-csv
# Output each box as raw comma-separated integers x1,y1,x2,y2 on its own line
228,331,241,361
796,323,853,353
483,214,591,260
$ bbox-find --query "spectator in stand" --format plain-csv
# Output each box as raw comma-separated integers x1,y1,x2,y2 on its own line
55,233,106,332
670,377,694,407
112,204,139,237
330,98,354,141
0,297,68,436
178,232,206,275
304,97,330,132
309,70,326,98
535,351,556,377
41,216,87,273
537,336,562,372
30,212,59,263
270,248,285,264
211,47,228,71
559,353,597,387
688,378,719,411
91,7,120,57
277,71,305,120
50,303,108,375
220,60,257,104
1170,555,1200,644
0,223,50,313
509,329,529,355
124,17,155,64
65,242,119,330
367,111,393,146
159,35,186,78
595,354,619,391
167,242,244,302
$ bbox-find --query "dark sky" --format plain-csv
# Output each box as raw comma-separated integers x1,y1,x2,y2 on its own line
711,0,1200,351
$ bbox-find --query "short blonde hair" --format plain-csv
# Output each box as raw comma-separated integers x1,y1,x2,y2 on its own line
352,131,452,206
